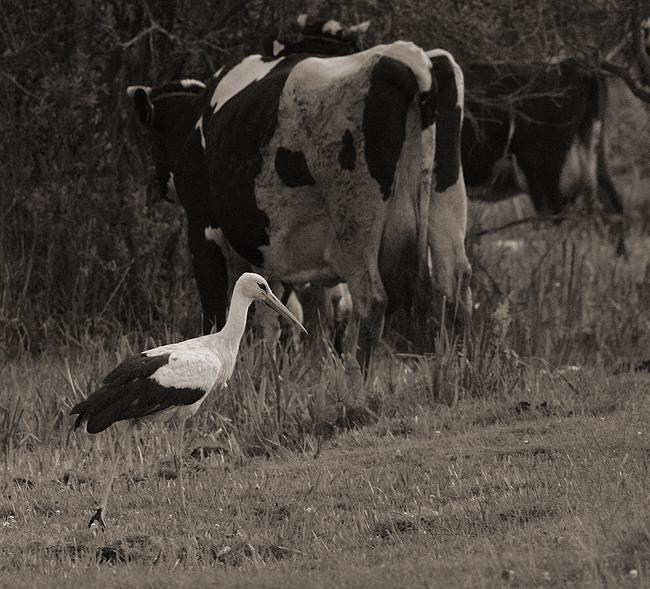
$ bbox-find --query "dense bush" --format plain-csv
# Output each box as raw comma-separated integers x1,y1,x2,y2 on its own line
0,0,646,356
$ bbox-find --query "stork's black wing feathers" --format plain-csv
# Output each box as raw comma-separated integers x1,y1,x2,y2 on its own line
70,351,204,433
101,352,171,387
75,380,206,433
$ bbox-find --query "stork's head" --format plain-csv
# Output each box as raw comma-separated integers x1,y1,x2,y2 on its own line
236,273,307,334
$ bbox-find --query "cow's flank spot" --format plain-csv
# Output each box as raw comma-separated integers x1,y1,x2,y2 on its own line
275,147,316,187
338,130,356,171
363,56,417,200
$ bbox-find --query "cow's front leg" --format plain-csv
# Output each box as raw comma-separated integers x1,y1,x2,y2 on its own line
188,221,229,333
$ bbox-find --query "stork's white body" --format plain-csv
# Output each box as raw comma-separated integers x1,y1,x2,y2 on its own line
136,335,237,424
146,339,231,400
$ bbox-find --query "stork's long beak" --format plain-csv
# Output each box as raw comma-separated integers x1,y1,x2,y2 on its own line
261,291,308,334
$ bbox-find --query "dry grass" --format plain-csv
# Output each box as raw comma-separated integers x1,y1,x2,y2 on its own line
1,218,650,587
1,364,649,588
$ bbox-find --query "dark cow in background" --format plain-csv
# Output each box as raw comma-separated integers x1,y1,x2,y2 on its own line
461,59,626,250
128,38,471,367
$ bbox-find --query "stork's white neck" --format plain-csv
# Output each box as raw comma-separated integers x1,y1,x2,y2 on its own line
213,283,254,349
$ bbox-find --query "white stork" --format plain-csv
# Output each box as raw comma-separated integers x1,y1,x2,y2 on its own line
70,273,306,528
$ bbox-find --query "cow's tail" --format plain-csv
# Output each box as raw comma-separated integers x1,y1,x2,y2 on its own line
376,44,434,312
379,43,435,301
417,75,436,307
425,50,472,323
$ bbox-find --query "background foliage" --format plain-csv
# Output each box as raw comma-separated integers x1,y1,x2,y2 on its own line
0,0,648,356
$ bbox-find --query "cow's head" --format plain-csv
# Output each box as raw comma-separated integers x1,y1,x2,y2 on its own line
263,14,370,57
126,79,206,201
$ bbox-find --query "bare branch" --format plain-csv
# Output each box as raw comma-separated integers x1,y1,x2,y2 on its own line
120,25,158,49
631,0,650,84
469,214,573,238
151,21,179,44
137,0,180,45
0,71,39,100
116,2,180,52
600,60,650,103
129,21,177,48
194,38,233,58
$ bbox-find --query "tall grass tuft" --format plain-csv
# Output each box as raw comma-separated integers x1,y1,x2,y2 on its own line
1,218,648,462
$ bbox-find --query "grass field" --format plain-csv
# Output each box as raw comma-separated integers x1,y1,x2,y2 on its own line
1,206,649,588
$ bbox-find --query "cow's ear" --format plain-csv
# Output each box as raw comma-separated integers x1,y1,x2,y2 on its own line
126,85,153,125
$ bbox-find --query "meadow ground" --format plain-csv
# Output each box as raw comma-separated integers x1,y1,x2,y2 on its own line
1,204,649,588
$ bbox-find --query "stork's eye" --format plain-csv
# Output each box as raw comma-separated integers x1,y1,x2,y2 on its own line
257,282,268,293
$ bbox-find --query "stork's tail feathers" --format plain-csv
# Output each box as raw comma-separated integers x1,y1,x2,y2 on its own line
70,402,89,432
71,412,86,432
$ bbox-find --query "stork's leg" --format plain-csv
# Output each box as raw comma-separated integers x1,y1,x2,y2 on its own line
88,422,135,529
88,451,118,529
174,418,187,513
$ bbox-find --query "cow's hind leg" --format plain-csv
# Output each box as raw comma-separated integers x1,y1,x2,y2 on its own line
331,233,387,373
347,269,387,371
596,140,627,257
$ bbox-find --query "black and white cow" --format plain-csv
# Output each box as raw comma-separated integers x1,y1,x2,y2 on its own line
461,59,625,222
128,42,471,366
